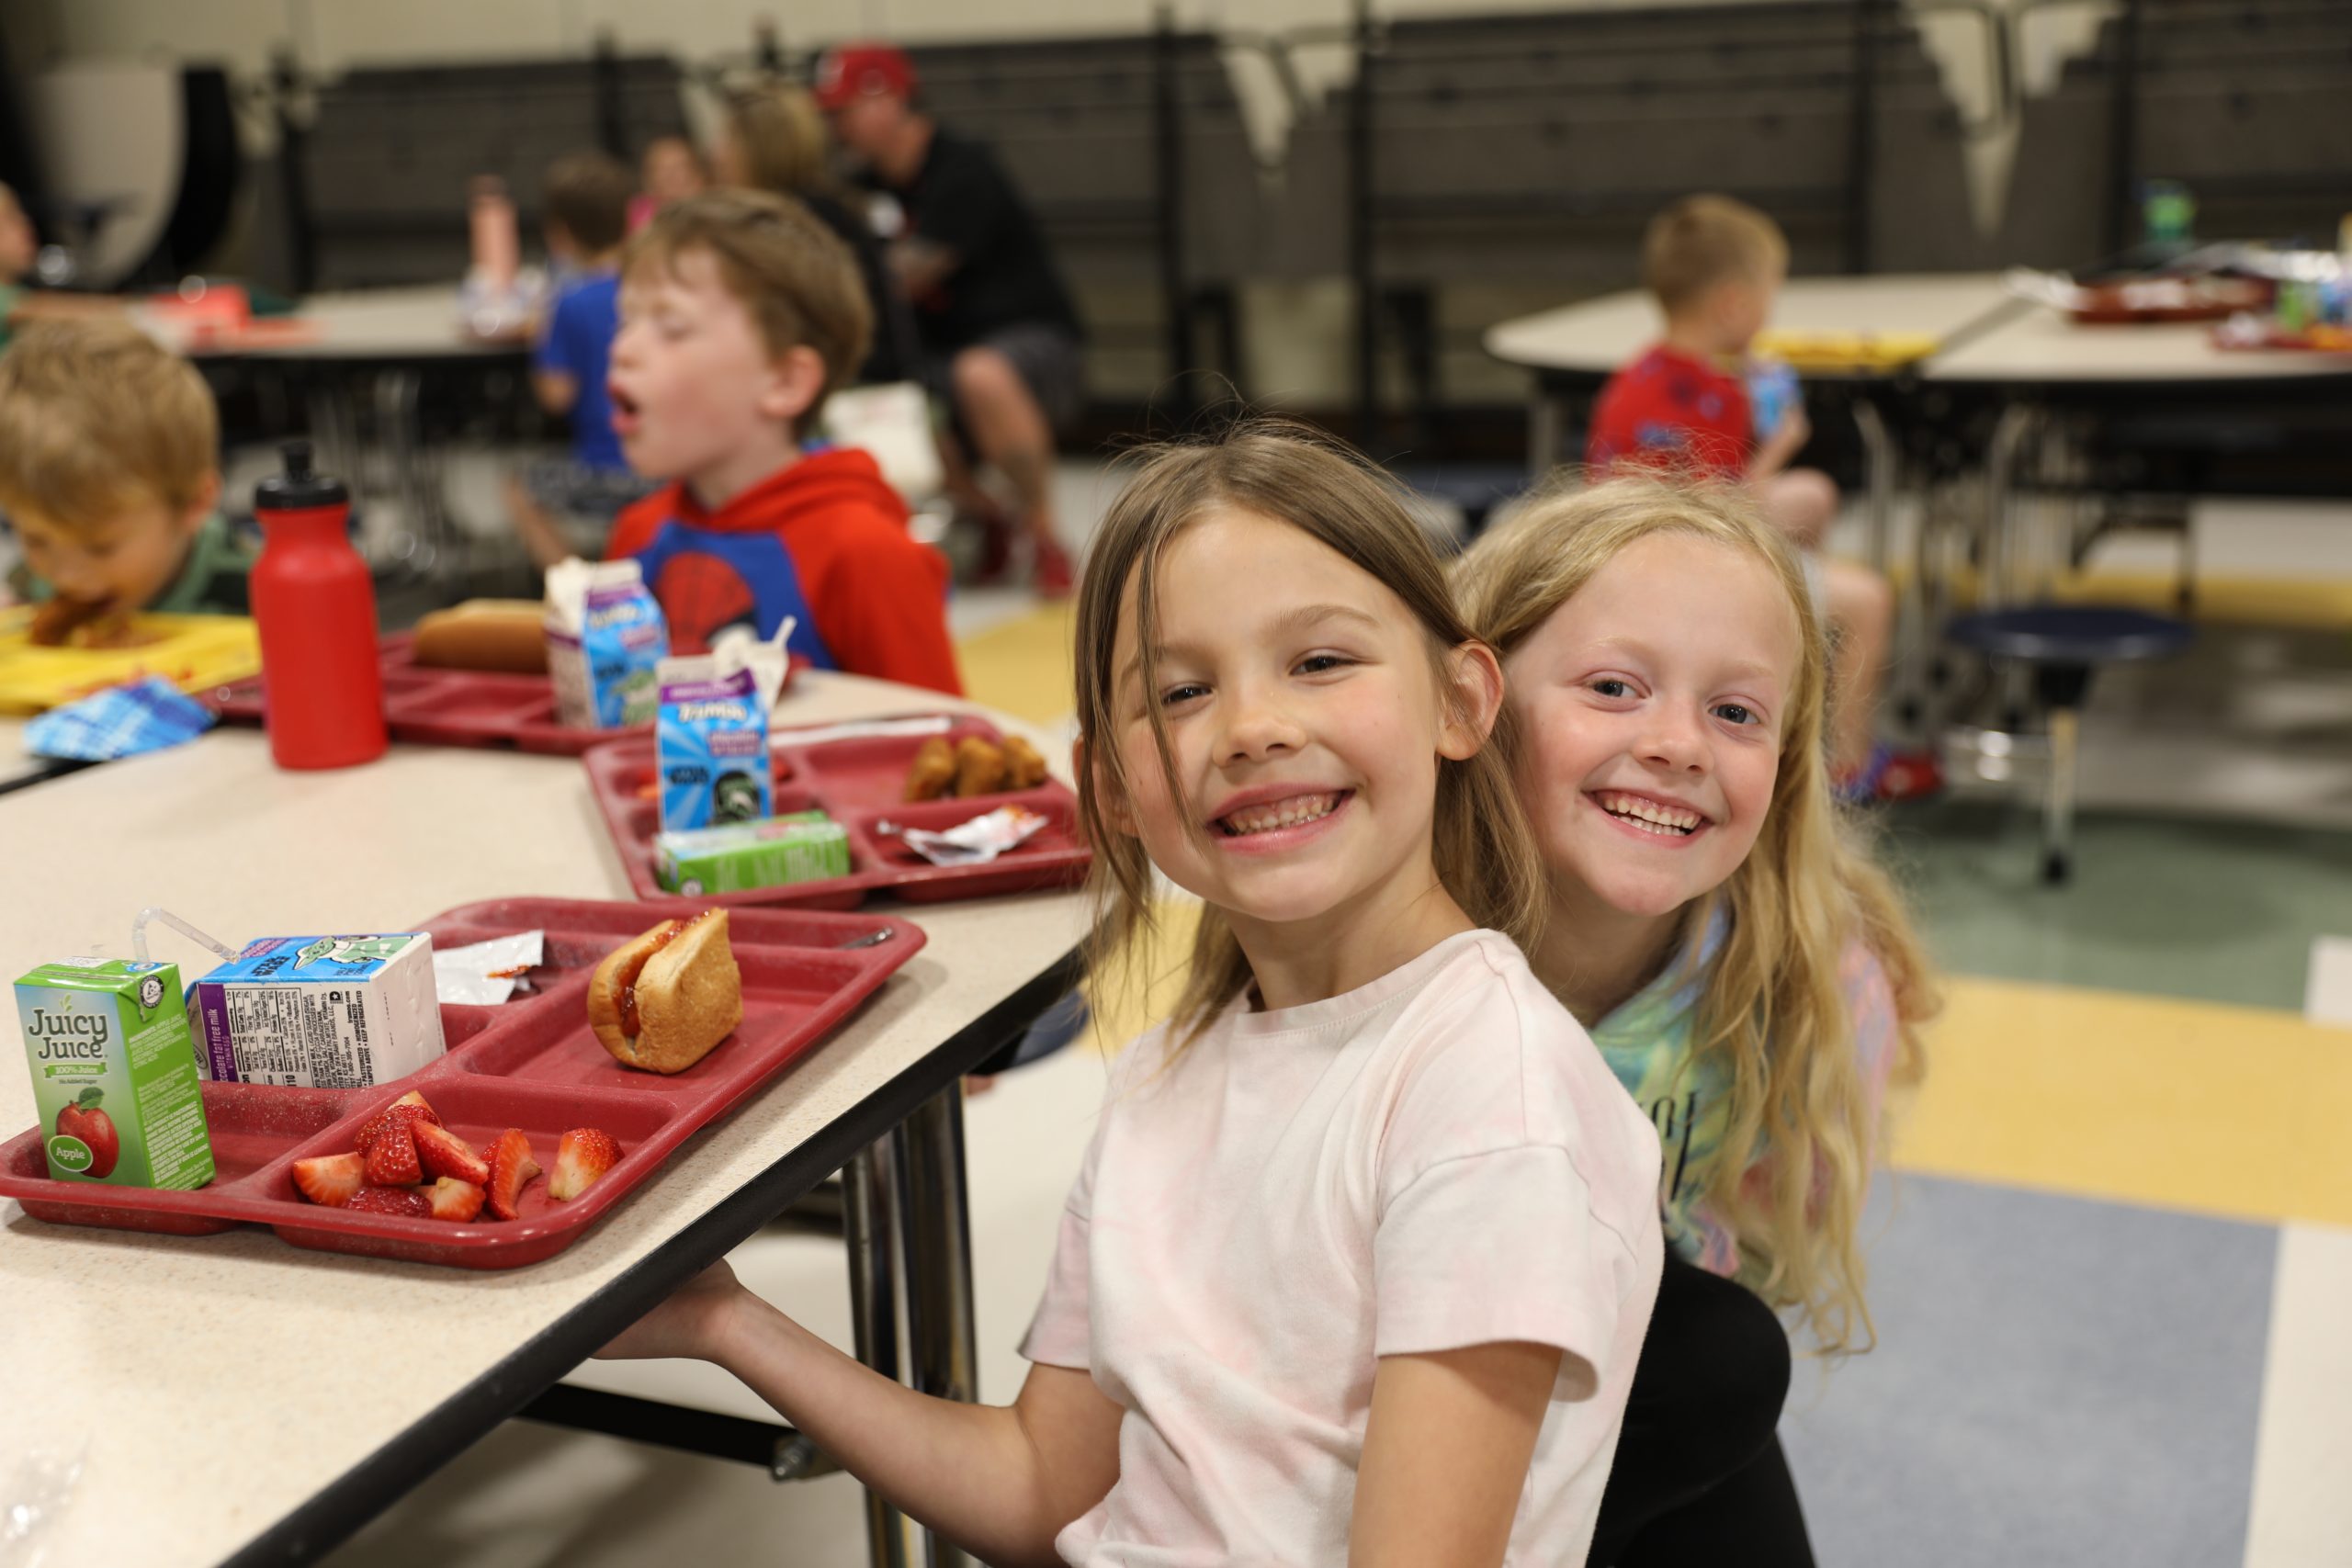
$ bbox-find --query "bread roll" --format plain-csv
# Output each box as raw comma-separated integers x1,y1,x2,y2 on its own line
413,599,549,673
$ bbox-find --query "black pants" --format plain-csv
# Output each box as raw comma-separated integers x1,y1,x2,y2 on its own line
1588,1251,1816,1568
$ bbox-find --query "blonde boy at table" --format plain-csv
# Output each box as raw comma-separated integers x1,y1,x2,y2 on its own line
0,317,253,625
1585,196,1898,801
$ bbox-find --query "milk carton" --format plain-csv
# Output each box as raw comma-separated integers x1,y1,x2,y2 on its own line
546,558,667,730
16,958,214,1190
192,933,446,1089
656,627,791,832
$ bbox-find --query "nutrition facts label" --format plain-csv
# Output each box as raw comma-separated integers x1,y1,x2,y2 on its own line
222,986,378,1088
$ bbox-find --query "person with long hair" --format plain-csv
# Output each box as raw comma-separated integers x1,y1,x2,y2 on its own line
1455,475,1937,1565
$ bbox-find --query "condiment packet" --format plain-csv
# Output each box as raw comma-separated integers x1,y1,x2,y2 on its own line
899,805,1049,868
432,931,545,1005
25,677,216,761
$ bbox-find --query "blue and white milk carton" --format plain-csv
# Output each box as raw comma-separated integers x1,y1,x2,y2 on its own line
546,558,668,730
191,933,447,1088
656,626,792,832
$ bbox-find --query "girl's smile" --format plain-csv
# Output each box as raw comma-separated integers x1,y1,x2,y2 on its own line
1208,785,1353,846
1589,787,1714,843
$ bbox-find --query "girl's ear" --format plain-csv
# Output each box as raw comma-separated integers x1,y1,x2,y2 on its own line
1437,639,1506,762
1075,734,1137,837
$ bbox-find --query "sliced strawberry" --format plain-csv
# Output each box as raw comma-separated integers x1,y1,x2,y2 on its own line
355,1089,441,1156
291,1152,366,1207
426,1177,486,1223
484,1128,540,1220
345,1185,432,1218
548,1127,624,1201
413,1121,491,1184
364,1122,422,1186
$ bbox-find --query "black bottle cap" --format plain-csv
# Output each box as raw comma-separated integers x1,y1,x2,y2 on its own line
254,439,348,511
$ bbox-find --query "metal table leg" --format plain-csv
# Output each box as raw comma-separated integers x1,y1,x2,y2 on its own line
897,1087,979,1568
2042,705,2078,885
845,1139,915,1568
1529,388,1566,480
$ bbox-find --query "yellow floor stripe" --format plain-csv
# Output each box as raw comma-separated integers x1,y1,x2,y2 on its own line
955,602,1076,728
1880,560,2352,633
1894,977,2352,1228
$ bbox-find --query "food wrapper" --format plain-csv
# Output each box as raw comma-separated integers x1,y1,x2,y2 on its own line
24,676,215,761
900,805,1049,868
432,931,546,1005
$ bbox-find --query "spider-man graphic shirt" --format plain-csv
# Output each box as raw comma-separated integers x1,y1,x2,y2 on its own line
605,446,963,696
1585,344,1754,482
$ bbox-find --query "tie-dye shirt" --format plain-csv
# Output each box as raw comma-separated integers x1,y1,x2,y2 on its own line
1590,912,1902,1278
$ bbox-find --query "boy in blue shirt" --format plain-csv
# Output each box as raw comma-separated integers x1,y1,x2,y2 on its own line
509,152,660,567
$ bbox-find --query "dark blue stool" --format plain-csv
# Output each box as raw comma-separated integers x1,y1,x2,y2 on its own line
1945,606,2193,884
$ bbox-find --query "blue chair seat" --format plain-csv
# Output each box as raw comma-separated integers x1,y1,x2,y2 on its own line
1946,606,2193,668
1940,604,2194,886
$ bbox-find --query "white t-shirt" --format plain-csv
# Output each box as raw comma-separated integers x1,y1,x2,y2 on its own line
1021,929,1665,1567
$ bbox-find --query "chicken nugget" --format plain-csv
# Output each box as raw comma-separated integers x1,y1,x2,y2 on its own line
1000,734,1048,791
903,736,957,801
954,735,1007,797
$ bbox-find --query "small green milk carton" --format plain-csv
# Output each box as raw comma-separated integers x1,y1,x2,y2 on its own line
16,958,214,1190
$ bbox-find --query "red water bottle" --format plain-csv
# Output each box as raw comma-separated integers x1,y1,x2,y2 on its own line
251,441,387,769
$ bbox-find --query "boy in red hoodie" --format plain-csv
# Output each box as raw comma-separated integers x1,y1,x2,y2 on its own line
605,188,962,694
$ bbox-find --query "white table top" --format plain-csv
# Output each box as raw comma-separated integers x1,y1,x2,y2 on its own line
1486,271,2352,389
0,671,1090,1568
142,285,527,364
1924,301,2352,386
1484,273,2021,378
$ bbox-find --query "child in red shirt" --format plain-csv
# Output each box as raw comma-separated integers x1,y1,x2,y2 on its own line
605,189,961,694
1587,196,1895,797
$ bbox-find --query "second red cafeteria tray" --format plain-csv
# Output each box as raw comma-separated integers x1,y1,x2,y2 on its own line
207,632,641,755
0,898,923,1269
582,713,1092,909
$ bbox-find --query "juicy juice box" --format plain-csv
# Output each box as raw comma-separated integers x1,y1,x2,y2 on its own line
546,558,667,729
16,958,214,1189
192,933,447,1089
655,811,850,894
658,663,774,831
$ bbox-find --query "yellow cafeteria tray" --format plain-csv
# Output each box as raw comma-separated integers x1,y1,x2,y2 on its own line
0,607,262,715
1752,330,1943,373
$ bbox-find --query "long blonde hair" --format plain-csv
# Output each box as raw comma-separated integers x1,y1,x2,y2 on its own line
1074,421,1546,1048
724,84,842,201
1454,475,1936,1354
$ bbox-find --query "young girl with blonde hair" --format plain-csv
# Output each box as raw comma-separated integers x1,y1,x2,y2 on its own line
1453,475,1936,1566
603,423,1664,1566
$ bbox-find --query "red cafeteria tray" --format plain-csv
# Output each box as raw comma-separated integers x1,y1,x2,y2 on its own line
0,898,923,1269
582,713,1092,909
207,632,642,756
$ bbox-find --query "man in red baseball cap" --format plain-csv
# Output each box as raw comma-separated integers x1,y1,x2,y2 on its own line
812,43,917,110
812,40,1085,596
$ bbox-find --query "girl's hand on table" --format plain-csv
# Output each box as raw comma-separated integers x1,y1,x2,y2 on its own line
596,1258,747,1362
